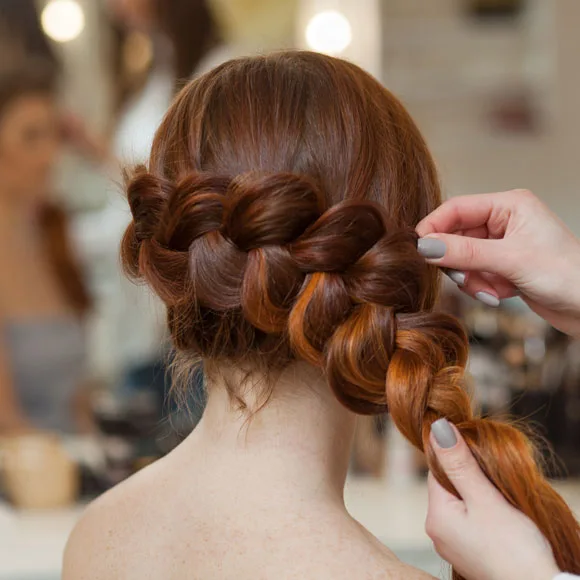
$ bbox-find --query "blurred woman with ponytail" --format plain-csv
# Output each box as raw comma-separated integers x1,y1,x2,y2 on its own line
107,0,225,164
0,64,92,434
64,52,580,579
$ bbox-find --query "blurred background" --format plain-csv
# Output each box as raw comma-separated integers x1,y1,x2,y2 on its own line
0,0,579,578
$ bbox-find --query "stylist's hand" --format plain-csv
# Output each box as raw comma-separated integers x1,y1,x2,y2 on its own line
426,418,561,580
416,190,580,337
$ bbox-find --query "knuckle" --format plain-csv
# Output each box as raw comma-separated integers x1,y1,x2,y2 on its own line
461,239,480,265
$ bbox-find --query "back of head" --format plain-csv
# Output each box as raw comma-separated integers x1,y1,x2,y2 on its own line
123,51,443,409
122,52,580,575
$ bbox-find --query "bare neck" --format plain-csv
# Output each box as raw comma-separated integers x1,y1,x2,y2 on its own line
181,363,356,503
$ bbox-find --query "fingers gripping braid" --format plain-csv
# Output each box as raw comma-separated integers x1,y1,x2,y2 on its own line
386,316,580,576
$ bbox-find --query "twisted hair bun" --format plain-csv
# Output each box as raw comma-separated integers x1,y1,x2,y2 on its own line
121,52,580,576
124,166,433,411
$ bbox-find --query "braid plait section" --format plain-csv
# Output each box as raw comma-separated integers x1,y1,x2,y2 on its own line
123,167,431,373
122,167,326,357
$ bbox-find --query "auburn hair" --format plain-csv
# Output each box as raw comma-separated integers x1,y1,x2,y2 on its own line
121,52,580,576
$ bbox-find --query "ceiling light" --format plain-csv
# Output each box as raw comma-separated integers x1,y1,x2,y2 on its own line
41,0,86,43
305,10,352,55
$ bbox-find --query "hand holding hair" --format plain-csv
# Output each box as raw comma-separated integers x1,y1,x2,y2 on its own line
420,190,580,577
427,418,565,580
416,189,580,338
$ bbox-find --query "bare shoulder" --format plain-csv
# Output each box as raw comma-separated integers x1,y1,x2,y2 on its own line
62,460,165,580
62,455,437,580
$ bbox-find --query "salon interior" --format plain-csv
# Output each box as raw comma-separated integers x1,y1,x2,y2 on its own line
0,0,579,578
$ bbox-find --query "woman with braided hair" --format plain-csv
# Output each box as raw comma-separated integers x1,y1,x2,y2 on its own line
64,51,580,580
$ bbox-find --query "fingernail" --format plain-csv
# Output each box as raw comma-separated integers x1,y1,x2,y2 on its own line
431,418,457,449
445,269,466,287
475,291,500,308
417,238,446,260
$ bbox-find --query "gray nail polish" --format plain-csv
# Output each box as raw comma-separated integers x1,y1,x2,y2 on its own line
446,269,466,287
475,291,500,308
417,238,446,260
431,418,457,449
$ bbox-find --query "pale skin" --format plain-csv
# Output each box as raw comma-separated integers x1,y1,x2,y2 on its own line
417,189,580,579
64,363,434,580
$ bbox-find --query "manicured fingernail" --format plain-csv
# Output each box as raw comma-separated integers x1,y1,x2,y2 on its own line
446,269,466,287
417,238,446,260
431,418,457,449
475,291,500,308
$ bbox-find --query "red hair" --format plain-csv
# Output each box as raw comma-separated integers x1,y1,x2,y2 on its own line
121,52,580,576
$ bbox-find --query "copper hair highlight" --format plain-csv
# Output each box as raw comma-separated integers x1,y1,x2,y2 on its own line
121,52,580,576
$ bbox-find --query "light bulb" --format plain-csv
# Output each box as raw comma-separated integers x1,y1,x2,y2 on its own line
41,0,86,43
305,10,352,55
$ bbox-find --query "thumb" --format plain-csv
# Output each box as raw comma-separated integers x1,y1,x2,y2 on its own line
425,471,466,548
430,418,501,506
418,234,514,277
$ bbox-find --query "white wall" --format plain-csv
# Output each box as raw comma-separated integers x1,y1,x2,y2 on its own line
381,0,580,233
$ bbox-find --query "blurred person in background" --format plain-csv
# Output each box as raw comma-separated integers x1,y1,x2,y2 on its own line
0,63,93,435
107,0,226,162
0,0,108,160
